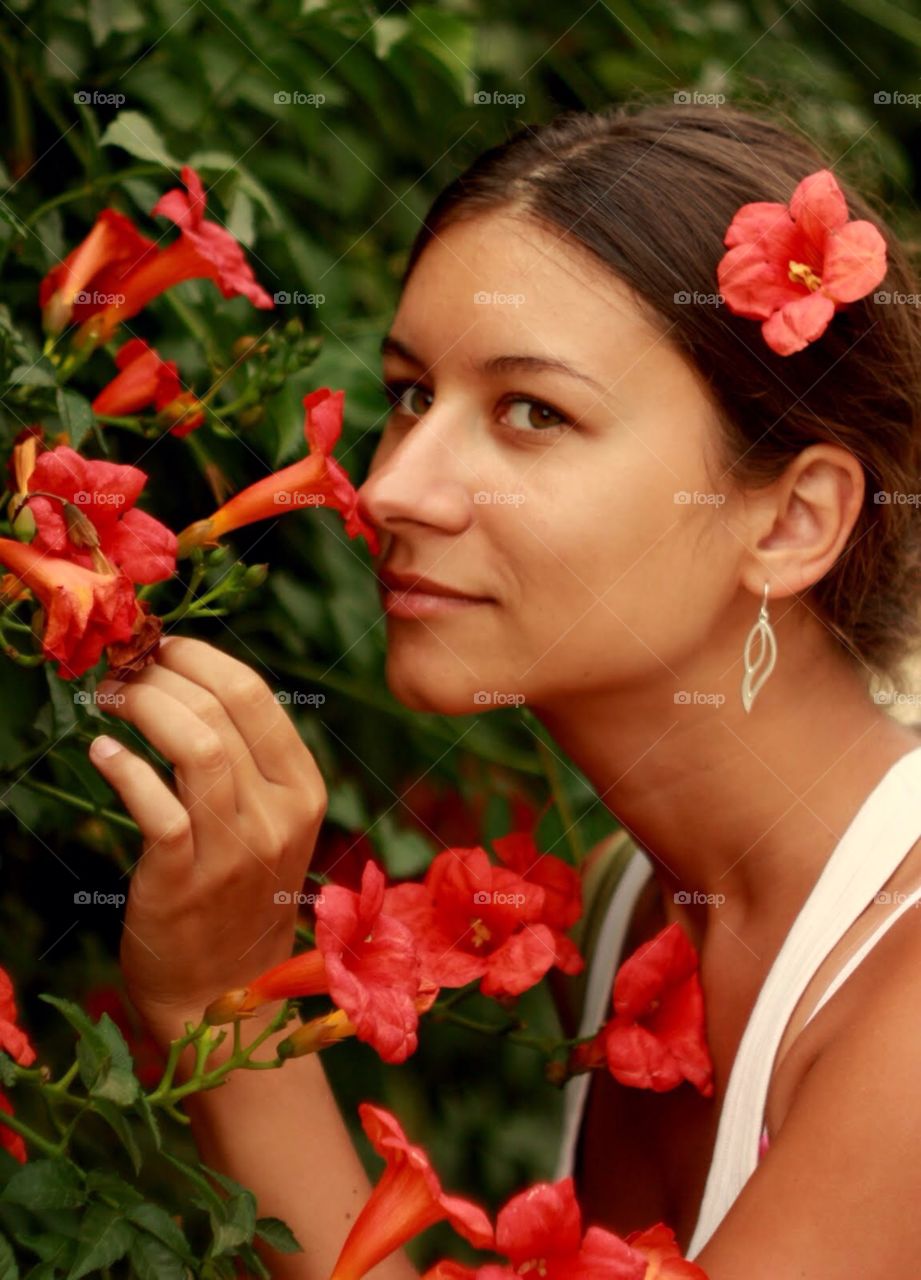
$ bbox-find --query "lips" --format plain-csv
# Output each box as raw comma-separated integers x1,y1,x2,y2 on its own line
377,569,491,602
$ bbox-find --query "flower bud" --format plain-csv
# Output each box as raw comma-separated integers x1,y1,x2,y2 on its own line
63,501,101,550
277,1008,355,1059
203,989,257,1025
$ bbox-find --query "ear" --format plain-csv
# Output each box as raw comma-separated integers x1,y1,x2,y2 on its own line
740,443,865,598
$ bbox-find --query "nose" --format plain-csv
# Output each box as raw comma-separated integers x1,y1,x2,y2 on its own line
356,404,478,548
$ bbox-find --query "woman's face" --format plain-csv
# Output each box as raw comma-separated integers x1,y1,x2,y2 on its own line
356,210,744,717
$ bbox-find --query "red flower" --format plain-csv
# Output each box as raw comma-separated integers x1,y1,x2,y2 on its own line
24,445,178,585
39,208,157,335
175,388,379,556
83,983,168,1088
91,338,205,436
625,1223,710,1278
73,166,274,345
717,168,888,356
491,831,584,975
0,537,141,678
572,923,713,1097
383,847,559,998
421,1178,647,1280
330,1102,494,1280
0,965,37,1166
205,862,424,1063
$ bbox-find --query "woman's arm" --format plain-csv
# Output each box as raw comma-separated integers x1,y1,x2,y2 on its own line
85,636,416,1279
157,1004,418,1280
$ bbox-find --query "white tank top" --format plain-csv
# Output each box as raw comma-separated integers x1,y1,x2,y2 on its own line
554,743,921,1260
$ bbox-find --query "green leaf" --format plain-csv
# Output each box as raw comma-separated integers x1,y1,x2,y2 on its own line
133,1092,161,1151
127,1232,186,1280
0,1054,17,1087
236,1242,271,1277
54,389,94,452
0,1231,18,1280
99,111,179,169
254,1216,304,1255
1,1160,85,1212
83,1171,144,1208
91,1015,139,1106
66,1204,134,1279
90,1100,142,1175
126,1203,192,1262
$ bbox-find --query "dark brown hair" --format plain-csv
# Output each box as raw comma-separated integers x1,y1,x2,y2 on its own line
398,96,921,688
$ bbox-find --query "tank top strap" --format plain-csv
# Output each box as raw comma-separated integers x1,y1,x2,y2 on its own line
803,879,921,1029
686,743,921,1260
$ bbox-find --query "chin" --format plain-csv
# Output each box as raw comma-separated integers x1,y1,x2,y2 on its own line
383,656,506,717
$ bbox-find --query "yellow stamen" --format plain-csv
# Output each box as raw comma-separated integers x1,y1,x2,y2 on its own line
469,917,492,947
788,260,822,291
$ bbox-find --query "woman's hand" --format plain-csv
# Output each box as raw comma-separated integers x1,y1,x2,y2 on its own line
87,635,328,1048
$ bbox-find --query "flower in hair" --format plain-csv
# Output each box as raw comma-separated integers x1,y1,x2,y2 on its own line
716,168,888,356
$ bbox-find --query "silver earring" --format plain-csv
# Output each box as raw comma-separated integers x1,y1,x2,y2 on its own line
741,582,777,714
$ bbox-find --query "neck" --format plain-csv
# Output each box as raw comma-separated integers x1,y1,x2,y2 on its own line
534,619,921,944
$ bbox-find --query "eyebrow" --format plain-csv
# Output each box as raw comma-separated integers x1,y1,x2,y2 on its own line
379,334,607,394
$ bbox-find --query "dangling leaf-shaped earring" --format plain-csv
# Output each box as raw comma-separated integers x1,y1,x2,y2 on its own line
741,582,777,714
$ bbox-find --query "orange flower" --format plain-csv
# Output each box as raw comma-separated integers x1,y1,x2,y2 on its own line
625,1223,710,1278
330,1103,494,1280
91,338,204,435
0,964,37,1165
38,209,157,335
73,166,274,346
717,168,888,356
176,388,379,557
0,536,140,678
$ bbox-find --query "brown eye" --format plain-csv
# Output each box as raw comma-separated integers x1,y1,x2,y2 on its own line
501,397,568,432
384,381,433,417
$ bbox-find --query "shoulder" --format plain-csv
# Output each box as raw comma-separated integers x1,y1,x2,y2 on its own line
694,902,921,1279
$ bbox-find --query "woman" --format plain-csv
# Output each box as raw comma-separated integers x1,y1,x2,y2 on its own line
88,98,921,1278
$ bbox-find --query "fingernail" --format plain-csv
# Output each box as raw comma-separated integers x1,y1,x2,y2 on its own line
90,735,121,761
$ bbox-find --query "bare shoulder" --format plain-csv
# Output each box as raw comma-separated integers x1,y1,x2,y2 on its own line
693,903,921,1279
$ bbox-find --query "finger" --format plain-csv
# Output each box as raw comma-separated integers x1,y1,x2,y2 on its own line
87,734,196,897
155,636,323,788
94,680,238,846
112,661,264,799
